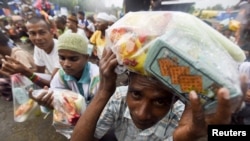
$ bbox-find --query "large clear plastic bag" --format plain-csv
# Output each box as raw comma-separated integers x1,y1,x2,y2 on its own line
11,74,41,122
106,11,245,114
32,88,86,139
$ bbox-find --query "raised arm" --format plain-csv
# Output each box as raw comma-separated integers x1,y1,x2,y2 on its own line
71,47,118,141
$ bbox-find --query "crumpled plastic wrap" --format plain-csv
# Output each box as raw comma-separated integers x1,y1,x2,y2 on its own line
106,11,245,114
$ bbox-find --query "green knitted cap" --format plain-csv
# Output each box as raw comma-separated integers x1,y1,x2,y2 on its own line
57,33,88,54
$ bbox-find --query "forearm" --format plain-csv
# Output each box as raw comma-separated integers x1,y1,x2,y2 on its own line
17,67,49,87
173,130,207,141
71,89,112,141
28,73,50,87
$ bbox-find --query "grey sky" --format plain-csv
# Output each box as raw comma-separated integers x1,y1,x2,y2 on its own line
104,0,241,9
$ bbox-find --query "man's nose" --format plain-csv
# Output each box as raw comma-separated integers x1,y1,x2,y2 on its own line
63,60,71,67
134,103,152,121
34,33,42,40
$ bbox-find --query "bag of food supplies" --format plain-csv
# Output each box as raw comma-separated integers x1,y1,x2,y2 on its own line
105,11,245,114
11,74,41,122
32,88,86,139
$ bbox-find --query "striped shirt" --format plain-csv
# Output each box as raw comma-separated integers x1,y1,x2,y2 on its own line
94,86,185,141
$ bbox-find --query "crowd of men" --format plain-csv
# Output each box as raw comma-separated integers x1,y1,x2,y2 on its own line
0,0,249,141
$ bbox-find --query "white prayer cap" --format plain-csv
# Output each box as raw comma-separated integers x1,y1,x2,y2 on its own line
96,12,110,22
109,15,117,23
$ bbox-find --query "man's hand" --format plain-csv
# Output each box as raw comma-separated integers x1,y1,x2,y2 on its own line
245,90,250,102
98,47,118,95
1,56,30,76
173,87,242,141
71,47,118,141
28,86,54,109
0,69,10,77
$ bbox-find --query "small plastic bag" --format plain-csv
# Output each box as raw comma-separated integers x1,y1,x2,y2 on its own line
11,73,41,122
33,88,86,139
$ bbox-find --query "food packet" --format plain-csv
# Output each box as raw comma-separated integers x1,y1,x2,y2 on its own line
11,74,41,122
106,11,244,114
32,88,86,139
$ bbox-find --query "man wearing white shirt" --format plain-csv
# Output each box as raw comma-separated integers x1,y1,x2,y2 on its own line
0,16,60,87
65,13,89,42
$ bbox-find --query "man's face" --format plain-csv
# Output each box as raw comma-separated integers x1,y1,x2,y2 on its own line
95,20,109,31
26,20,54,52
126,73,174,130
77,14,84,20
55,19,65,31
58,49,88,79
66,19,77,30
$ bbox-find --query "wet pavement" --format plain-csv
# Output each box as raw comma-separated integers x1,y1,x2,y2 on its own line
0,98,68,141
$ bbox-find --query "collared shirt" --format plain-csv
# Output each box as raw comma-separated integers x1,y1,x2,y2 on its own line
50,62,100,103
94,86,185,141
63,62,90,96
78,19,89,28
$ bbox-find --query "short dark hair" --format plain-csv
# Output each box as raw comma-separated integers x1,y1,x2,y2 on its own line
78,11,85,17
0,30,10,47
67,13,78,23
55,16,67,25
26,16,51,29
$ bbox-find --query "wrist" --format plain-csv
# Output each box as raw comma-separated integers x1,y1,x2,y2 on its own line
96,89,114,100
22,68,33,78
29,73,36,80
29,73,42,85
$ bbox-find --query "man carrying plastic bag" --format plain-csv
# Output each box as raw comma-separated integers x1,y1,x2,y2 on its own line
71,11,247,141
29,33,100,139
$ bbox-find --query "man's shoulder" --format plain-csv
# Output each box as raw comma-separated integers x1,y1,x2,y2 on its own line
111,86,128,100
172,100,185,118
53,38,58,43
77,28,85,33
12,46,26,53
34,46,43,53
88,61,99,67
88,62,99,71
11,47,33,58
93,30,101,36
